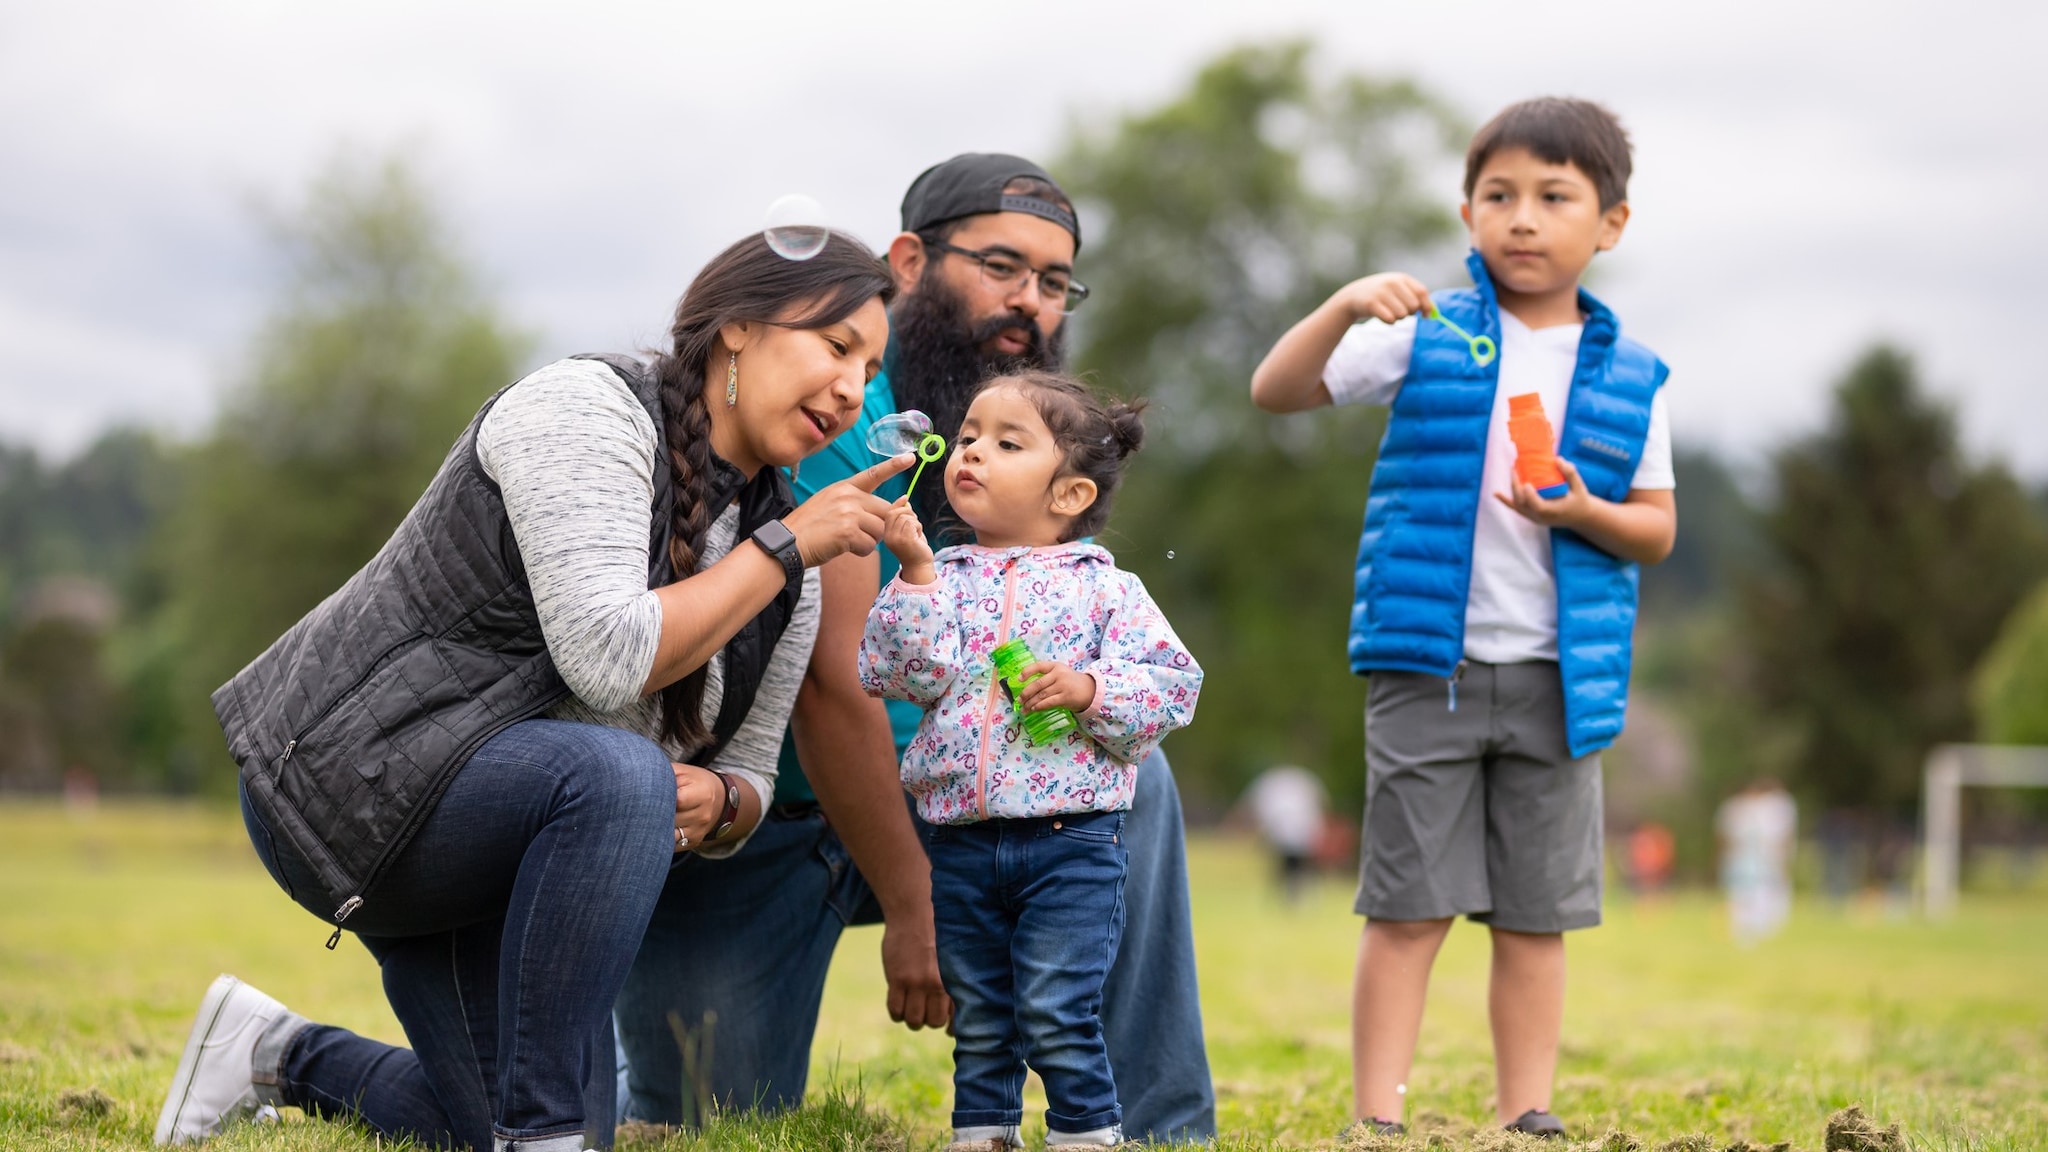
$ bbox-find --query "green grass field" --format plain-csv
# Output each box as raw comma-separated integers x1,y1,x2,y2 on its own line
1,800,2042,1151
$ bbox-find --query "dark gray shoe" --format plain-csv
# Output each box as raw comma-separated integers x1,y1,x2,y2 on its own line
1339,1116,1408,1140
1505,1108,1566,1138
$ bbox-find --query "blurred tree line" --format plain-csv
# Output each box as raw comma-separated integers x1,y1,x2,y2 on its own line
0,153,526,794
3,44,2046,888
1046,40,2048,882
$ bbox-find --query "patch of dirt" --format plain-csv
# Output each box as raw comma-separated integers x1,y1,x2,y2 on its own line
1408,1110,1478,1144
1651,1139,1793,1152
57,1086,113,1123
1465,1127,1554,1151
1337,1124,1407,1151
1825,1106,1904,1152
96,1037,152,1061
1680,1079,1729,1102
613,1119,676,1146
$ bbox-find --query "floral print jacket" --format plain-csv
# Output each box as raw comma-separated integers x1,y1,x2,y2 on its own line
858,543,1203,825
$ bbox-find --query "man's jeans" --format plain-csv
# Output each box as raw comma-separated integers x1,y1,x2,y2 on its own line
928,811,1127,1136
612,802,869,1121
616,748,1216,1143
243,719,677,1151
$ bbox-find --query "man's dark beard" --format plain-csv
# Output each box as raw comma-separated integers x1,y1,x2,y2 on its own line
887,264,1067,541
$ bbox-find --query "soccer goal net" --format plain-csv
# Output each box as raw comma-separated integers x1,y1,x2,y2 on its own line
1920,743,2048,916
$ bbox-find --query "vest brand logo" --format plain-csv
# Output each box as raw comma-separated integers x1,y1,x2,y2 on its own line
1575,436,1632,461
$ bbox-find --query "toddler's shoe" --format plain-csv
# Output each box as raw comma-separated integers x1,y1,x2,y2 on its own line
1505,1108,1566,1138
154,974,303,1145
947,1125,1023,1151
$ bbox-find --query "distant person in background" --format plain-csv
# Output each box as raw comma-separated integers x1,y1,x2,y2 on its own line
62,765,99,812
1717,778,1796,944
1625,821,1676,897
1244,765,1329,904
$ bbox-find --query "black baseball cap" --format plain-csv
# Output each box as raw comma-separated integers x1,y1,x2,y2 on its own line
900,153,1082,252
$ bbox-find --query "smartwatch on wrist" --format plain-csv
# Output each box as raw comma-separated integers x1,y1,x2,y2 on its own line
705,771,742,843
749,518,803,586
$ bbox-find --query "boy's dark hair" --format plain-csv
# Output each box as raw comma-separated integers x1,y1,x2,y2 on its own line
1463,97,1633,210
981,371,1145,542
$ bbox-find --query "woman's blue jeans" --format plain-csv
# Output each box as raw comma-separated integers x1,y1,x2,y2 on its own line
926,810,1128,1136
240,719,677,1151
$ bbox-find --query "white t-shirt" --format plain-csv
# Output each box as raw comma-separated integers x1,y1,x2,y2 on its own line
1716,788,1796,884
1323,312,1674,664
1245,765,1327,855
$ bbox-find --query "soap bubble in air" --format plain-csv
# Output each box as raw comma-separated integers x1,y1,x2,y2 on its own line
866,410,935,457
1166,550,1175,559
763,194,829,261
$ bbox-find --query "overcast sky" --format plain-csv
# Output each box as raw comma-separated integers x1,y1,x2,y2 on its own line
2,0,2041,478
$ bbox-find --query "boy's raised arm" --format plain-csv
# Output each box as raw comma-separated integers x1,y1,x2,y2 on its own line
1251,272,1434,413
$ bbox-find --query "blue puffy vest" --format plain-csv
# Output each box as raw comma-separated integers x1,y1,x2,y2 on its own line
1347,251,1668,757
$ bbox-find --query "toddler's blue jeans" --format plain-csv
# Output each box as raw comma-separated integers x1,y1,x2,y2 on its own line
925,810,1128,1137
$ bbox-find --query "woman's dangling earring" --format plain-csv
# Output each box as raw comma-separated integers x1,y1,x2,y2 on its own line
726,351,738,408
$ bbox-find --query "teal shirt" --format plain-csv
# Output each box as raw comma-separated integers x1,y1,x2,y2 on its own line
772,369,925,804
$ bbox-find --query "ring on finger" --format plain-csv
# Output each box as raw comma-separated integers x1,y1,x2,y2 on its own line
675,827,690,850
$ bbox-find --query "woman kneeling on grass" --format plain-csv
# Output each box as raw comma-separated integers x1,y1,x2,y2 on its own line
154,232,912,1150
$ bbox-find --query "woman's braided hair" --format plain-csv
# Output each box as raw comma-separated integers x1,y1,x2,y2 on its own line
650,230,894,751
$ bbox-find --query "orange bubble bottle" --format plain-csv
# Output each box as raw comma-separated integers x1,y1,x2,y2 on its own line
1506,393,1570,499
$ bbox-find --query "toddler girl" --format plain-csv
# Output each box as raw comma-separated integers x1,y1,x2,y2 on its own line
858,371,1202,1150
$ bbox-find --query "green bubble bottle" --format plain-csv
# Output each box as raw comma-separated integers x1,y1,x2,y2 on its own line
990,638,1081,746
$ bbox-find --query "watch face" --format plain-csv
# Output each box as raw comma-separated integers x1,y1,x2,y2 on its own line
756,519,796,554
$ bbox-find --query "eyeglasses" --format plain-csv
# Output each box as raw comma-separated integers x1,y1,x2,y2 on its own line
923,239,1091,313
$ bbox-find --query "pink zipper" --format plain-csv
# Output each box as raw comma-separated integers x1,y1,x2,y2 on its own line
974,555,1024,820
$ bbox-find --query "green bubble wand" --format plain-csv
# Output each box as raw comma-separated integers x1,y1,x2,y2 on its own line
866,411,949,498
904,432,945,497
1425,305,1497,366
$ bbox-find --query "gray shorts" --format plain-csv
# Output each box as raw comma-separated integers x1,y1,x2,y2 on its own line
1354,662,1603,933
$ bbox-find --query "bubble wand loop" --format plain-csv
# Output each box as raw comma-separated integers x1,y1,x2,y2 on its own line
1425,305,1497,366
865,411,948,499
904,433,946,498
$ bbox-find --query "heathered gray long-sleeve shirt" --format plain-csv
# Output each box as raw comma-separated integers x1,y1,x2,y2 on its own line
477,357,819,857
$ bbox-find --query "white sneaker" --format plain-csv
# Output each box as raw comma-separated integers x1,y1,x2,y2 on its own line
948,1126,1024,1151
154,974,295,1145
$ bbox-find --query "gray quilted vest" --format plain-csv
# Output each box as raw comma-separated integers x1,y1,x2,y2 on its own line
213,354,800,941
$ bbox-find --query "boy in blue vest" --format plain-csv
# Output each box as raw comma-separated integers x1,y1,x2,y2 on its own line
1251,98,1676,1140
